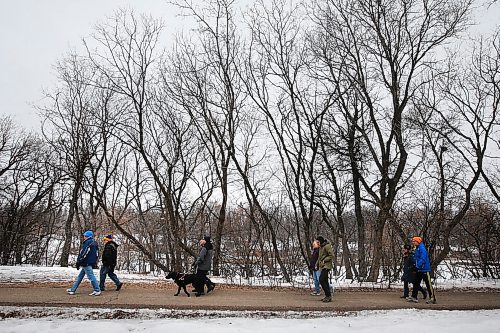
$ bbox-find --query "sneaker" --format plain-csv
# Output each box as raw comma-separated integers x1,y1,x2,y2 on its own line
66,288,75,295
407,297,418,303
116,283,123,291
426,298,437,304
400,295,408,298
405,296,413,301
89,291,101,296
207,283,215,294
311,291,321,296
321,296,332,303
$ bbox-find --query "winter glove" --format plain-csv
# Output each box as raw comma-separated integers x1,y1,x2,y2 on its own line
75,265,80,270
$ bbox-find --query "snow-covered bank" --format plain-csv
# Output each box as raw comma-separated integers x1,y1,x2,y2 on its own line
1,307,499,333
1,265,498,291
1,265,500,332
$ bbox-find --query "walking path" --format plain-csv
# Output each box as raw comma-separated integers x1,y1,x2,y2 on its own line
1,282,499,312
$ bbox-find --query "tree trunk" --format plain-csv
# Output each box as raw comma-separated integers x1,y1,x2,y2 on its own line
367,216,386,282
59,181,81,267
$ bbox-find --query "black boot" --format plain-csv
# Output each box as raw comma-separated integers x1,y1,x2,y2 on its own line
207,283,216,293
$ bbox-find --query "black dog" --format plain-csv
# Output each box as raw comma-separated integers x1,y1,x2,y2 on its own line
165,271,196,297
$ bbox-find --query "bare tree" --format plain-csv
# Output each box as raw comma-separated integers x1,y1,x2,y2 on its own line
40,54,99,266
0,124,61,265
166,0,246,275
0,117,32,180
310,0,472,281
413,30,500,271
243,0,333,279
83,9,213,272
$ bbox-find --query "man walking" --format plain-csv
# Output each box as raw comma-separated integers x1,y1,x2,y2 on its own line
99,234,123,292
192,236,215,297
308,239,321,296
316,236,334,303
67,230,101,296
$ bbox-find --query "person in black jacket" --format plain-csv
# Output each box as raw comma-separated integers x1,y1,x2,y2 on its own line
401,244,426,299
99,234,123,291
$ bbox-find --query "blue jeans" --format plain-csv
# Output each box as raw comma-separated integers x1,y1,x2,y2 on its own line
312,270,321,293
99,265,121,290
69,265,100,292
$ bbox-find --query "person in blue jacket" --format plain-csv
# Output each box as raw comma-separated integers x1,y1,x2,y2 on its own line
67,230,101,296
409,236,436,304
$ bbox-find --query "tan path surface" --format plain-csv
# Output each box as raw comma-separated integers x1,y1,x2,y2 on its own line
1,282,499,312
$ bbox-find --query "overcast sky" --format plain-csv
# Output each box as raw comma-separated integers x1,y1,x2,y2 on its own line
0,0,176,131
0,1,498,133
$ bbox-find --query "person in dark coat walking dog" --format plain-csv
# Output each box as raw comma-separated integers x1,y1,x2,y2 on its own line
99,234,123,292
67,230,101,296
192,236,216,297
401,244,426,299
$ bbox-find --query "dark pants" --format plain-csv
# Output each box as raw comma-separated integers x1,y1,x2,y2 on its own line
99,265,121,290
411,271,433,299
319,269,331,297
194,269,208,293
404,280,425,297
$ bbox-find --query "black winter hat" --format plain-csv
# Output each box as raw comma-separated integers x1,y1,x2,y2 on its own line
204,235,211,242
316,236,325,244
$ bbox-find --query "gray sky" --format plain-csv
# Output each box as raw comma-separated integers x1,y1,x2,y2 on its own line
0,0,176,132
0,1,498,133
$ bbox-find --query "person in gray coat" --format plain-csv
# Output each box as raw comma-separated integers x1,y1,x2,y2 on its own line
192,236,216,297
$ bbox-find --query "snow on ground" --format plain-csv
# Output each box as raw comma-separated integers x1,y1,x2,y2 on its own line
0,265,162,284
0,265,499,290
1,265,500,332
0,307,499,333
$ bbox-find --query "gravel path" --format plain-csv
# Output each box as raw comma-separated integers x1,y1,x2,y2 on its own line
0,282,499,314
